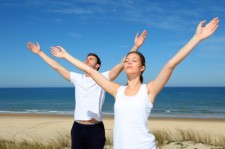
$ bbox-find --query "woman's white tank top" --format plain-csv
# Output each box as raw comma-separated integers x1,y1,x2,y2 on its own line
114,84,156,149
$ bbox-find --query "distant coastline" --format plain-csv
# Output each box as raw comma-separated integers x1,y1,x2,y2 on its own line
0,87,224,119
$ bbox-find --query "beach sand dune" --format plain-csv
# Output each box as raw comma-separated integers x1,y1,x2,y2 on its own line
0,114,224,148
0,114,72,142
103,116,225,137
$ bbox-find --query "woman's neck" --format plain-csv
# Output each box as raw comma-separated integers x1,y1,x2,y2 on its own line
125,79,142,96
127,77,142,88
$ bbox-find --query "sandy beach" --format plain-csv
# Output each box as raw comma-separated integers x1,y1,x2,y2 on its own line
0,113,224,148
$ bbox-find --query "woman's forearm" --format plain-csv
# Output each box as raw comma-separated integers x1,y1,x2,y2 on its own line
63,52,92,74
168,35,200,68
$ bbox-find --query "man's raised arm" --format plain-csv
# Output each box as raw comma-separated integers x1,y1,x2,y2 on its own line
26,42,70,81
109,30,147,81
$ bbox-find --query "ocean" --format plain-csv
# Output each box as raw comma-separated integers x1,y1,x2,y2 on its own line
0,87,224,119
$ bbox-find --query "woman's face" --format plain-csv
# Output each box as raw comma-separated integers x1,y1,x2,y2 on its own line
124,53,145,75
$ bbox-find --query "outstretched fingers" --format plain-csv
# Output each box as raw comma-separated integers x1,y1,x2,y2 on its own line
141,30,147,38
207,17,219,32
27,42,33,49
26,41,41,54
27,42,36,50
51,46,59,56
35,42,40,48
135,33,139,39
135,30,147,41
26,42,31,49
56,46,65,52
206,17,218,27
51,46,65,58
196,17,219,40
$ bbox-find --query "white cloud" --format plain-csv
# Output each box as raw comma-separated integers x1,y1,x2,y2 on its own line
51,8,94,15
2,0,224,31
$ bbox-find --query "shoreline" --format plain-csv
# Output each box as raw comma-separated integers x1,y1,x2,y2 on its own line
0,113,224,120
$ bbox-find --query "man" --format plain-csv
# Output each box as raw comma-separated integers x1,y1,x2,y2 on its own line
26,30,147,149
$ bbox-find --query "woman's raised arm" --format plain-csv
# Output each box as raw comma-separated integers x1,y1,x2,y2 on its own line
147,17,219,103
51,46,120,97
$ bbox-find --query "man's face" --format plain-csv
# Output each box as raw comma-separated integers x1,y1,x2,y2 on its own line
85,55,100,70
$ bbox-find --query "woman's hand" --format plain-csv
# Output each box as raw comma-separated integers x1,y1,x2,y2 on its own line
195,17,219,41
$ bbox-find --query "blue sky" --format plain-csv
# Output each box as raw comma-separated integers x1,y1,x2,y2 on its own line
0,0,225,87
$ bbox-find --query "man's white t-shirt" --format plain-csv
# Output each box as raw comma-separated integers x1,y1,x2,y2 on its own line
70,71,109,121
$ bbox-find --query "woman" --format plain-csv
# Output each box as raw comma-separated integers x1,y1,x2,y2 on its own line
51,17,219,149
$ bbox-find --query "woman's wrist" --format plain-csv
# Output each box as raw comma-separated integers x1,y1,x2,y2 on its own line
192,34,202,43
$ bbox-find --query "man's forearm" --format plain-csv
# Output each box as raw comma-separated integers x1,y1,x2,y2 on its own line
119,44,139,63
109,44,140,80
38,51,61,70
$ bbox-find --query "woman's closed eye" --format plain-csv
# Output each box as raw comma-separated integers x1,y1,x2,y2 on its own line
124,59,138,63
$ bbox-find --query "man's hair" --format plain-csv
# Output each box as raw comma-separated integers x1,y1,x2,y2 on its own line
87,53,101,70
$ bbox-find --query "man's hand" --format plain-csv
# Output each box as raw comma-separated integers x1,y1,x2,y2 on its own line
26,42,41,55
134,30,147,47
